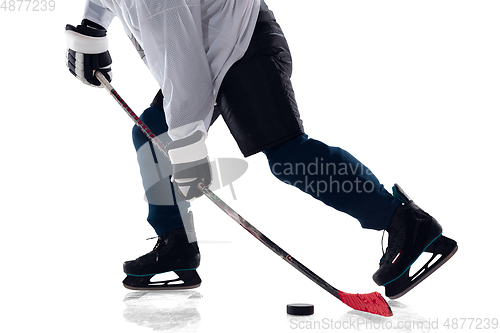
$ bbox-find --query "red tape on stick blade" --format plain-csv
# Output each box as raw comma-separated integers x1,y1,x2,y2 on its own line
337,291,393,317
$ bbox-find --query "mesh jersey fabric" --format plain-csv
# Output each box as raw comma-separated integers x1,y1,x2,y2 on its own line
83,0,260,141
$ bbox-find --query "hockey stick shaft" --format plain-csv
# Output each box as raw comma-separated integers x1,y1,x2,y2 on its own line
197,183,342,294
96,72,169,156
95,72,392,317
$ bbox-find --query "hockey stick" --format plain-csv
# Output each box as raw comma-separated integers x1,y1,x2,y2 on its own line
95,71,393,317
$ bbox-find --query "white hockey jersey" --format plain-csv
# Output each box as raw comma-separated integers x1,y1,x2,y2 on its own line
83,0,260,141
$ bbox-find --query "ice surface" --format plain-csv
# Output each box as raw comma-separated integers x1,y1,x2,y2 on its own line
123,291,202,332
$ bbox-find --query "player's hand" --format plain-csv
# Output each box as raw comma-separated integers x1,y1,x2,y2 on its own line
65,19,112,87
168,130,212,201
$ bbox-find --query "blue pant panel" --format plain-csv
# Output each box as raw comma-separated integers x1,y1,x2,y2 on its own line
263,134,400,230
132,106,189,237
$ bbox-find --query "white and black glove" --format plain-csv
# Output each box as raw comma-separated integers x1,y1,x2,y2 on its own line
65,19,112,86
167,130,212,201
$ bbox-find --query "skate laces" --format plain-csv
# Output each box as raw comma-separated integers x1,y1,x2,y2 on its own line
380,231,388,265
146,236,162,248
380,230,396,265
379,223,404,265
140,236,168,262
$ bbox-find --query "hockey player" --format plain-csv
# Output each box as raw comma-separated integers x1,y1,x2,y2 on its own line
65,0,457,298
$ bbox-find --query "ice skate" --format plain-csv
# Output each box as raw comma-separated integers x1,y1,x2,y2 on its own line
373,184,458,299
123,227,201,290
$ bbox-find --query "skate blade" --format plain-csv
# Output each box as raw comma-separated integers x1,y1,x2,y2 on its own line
385,235,458,299
123,269,202,291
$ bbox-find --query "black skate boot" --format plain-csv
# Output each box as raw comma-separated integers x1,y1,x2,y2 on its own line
122,227,201,290
372,184,458,299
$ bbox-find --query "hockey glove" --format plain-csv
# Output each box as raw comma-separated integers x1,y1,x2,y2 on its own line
167,130,212,201
65,19,112,86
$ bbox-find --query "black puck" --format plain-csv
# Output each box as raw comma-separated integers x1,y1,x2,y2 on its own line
287,303,314,316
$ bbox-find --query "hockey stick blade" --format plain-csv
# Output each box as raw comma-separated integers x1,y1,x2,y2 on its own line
338,291,393,317
95,72,392,317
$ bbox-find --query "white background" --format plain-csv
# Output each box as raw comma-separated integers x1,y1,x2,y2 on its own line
1,1,499,332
